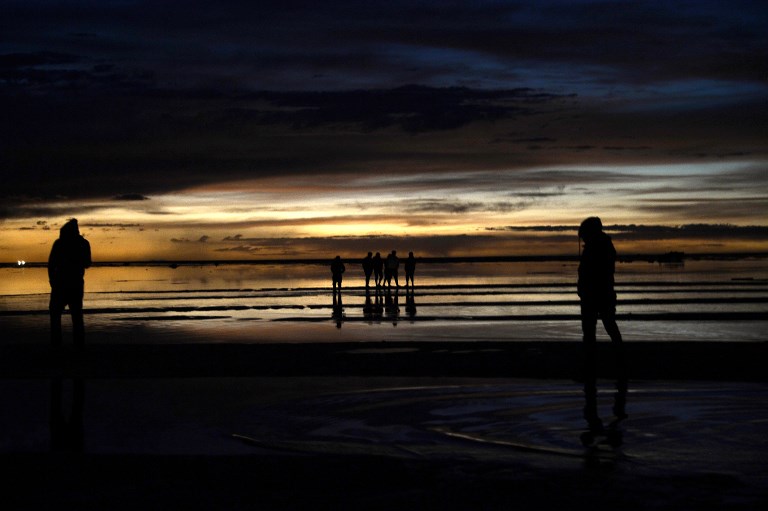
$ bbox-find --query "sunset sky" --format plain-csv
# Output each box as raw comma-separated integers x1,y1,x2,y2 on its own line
2,0,767,262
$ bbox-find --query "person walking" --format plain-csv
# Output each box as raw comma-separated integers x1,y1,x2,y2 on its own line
578,217,627,432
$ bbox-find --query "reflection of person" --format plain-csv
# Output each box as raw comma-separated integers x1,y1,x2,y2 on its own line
384,288,399,326
405,287,417,319
50,377,85,453
374,287,384,322
404,252,416,287
331,255,345,293
332,291,344,328
363,289,374,323
578,217,627,431
362,252,374,289
372,252,384,287
48,219,92,348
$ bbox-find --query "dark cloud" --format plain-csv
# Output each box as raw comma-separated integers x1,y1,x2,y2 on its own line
0,202,105,220
401,199,489,215
0,82,581,201
492,223,768,241
215,245,262,253
633,197,768,223
212,233,506,258
492,226,575,232
493,137,558,144
113,194,150,201
512,188,566,198
80,223,142,228
168,235,212,243
2,0,765,95
1,0,765,230
703,164,768,188
611,224,768,240
240,86,564,133
0,49,155,94
0,51,81,69
400,198,531,215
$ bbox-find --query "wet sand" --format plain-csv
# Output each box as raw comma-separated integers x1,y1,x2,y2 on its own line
2,340,767,510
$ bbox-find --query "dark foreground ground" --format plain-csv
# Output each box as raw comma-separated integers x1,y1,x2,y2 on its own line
6,451,764,511
2,342,767,510
1,341,767,380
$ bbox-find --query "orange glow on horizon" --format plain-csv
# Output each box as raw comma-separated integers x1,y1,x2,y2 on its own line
2,161,766,262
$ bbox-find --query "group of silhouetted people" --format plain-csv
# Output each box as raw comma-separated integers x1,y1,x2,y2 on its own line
332,250,417,292
49,216,626,433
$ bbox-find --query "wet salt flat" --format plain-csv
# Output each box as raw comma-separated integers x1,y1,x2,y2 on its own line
3,377,767,498
1,259,767,344
2,259,767,508
233,380,768,484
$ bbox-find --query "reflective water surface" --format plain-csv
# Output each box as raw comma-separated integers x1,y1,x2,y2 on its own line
2,259,767,344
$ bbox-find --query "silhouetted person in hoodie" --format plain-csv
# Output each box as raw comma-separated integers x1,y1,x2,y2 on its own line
578,217,627,431
48,219,91,348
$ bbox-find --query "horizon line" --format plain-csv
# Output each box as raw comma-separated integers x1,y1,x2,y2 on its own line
5,251,768,268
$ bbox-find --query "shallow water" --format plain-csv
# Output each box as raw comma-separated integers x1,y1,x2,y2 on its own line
2,259,767,344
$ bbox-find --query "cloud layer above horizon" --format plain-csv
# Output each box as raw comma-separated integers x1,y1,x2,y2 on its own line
1,0,767,260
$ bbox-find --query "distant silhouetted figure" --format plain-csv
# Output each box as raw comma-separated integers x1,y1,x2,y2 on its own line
331,255,345,293
362,252,374,289
385,250,399,288
404,252,416,288
48,219,92,348
578,217,627,432
372,252,384,287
